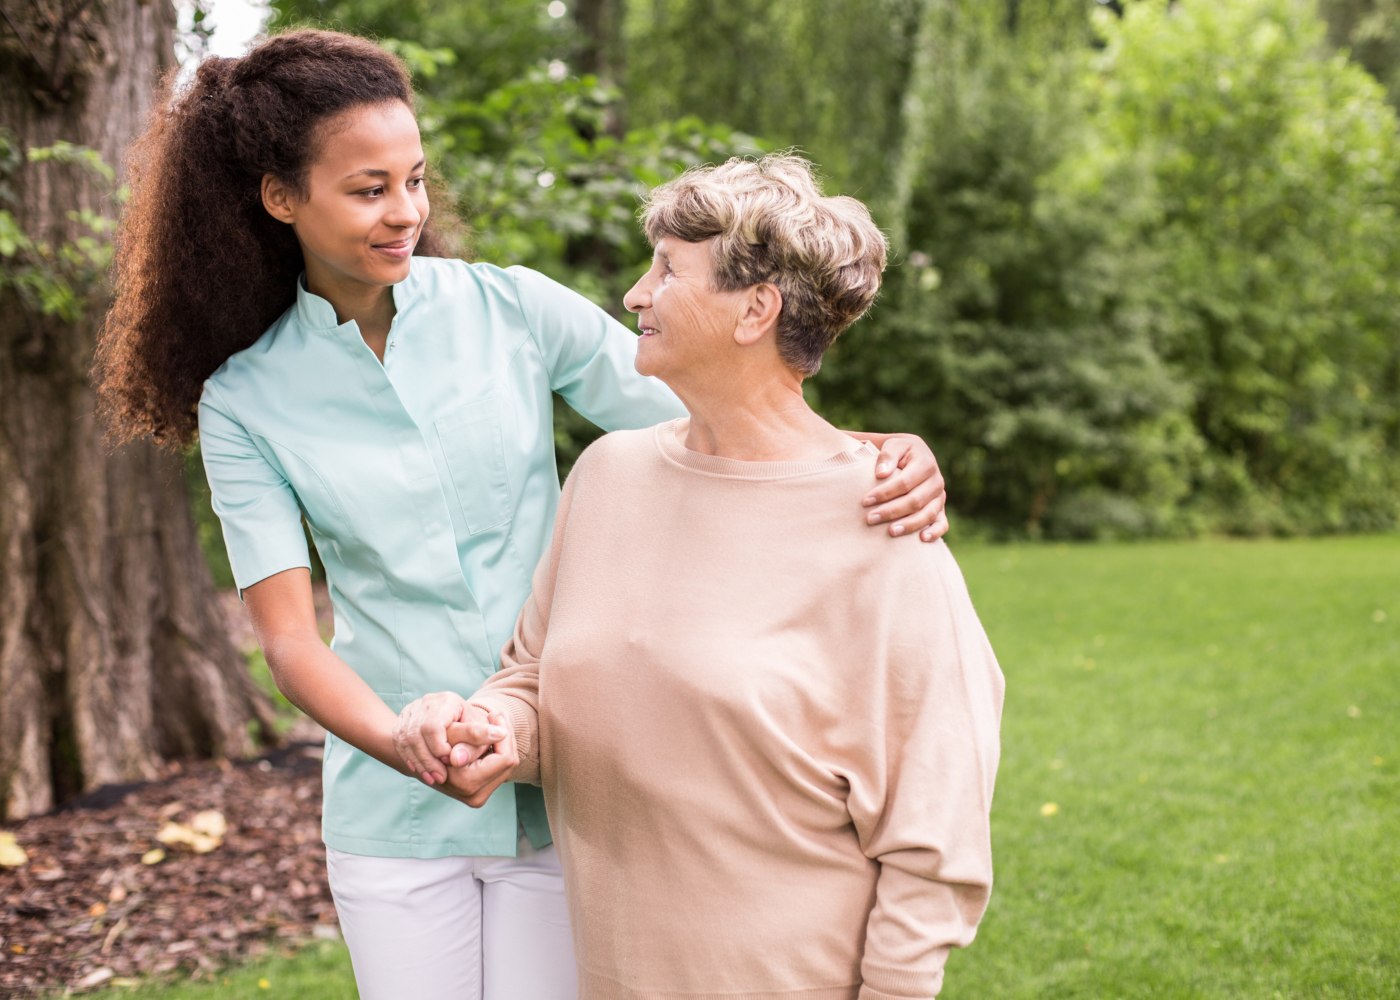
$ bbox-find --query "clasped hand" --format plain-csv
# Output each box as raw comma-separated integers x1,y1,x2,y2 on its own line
391,692,518,808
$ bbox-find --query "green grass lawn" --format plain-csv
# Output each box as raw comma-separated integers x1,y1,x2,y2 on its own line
85,942,355,999
946,535,1399,999
93,536,1398,999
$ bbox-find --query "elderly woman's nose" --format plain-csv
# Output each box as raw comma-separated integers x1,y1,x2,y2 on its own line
623,274,650,313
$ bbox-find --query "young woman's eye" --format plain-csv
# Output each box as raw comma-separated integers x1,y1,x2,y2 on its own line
408,176,426,190
358,186,384,198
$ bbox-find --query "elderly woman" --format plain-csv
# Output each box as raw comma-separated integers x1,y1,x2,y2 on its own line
397,155,1004,999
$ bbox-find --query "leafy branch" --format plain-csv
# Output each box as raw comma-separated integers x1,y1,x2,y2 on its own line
0,130,121,322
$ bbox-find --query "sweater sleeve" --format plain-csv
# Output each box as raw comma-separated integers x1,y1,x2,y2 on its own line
847,546,1005,999
471,445,592,785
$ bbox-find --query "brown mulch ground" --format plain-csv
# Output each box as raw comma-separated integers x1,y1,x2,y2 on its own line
0,590,339,998
0,745,336,998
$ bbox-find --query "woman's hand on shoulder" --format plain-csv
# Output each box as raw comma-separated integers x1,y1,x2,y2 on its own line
863,433,948,542
392,691,502,786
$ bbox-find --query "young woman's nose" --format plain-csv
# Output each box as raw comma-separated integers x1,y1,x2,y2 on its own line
384,188,423,229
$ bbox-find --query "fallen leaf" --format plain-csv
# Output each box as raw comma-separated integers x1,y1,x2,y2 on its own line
191,810,228,839
157,812,226,854
156,821,191,847
0,831,27,868
141,848,166,866
88,902,108,918
76,967,115,989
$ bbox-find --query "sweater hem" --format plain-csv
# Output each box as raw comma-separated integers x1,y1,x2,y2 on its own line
581,970,859,1000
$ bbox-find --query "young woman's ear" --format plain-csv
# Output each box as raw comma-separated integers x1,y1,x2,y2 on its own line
733,283,782,348
261,174,297,225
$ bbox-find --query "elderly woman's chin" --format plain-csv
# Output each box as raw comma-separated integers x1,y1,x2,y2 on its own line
633,334,671,382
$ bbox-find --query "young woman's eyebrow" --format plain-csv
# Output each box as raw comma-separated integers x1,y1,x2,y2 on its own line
342,158,427,181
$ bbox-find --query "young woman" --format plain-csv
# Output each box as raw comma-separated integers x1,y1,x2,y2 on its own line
95,29,949,1000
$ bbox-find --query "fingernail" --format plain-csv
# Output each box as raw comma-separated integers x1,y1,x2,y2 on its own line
921,530,934,541
866,512,881,524
877,463,892,475
891,524,906,536
487,727,506,741
420,771,435,784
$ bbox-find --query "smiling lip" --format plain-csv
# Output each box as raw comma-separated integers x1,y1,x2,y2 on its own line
372,237,414,260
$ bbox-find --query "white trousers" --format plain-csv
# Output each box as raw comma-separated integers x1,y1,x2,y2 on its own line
325,838,577,1000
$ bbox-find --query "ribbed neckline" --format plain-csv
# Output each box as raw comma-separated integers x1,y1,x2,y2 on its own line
653,419,875,481
292,259,421,333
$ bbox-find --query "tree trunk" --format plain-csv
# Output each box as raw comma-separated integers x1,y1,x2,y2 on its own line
574,0,622,87
884,0,948,253
0,0,277,821
573,0,626,137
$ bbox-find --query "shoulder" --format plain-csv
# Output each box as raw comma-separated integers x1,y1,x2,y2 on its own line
410,257,557,298
408,255,510,303
563,426,671,502
201,306,298,407
408,258,578,324
571,424,664,479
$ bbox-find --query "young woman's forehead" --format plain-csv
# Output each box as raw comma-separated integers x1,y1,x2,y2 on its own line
312,102,423,170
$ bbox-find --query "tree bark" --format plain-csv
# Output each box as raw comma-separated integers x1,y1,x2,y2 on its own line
574,0,622,86
885,0,948,253
0,0,277,821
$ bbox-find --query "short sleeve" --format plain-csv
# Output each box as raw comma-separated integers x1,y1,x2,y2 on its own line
198,381,311,592
508,265,685,432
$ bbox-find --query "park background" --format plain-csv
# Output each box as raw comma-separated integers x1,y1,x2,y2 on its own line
0,0,1397,996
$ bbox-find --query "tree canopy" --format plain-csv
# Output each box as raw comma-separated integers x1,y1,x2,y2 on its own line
264,0,1400,537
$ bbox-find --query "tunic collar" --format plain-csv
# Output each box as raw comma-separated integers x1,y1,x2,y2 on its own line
292,259,422,333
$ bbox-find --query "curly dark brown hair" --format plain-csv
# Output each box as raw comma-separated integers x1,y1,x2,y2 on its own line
95,29,460,447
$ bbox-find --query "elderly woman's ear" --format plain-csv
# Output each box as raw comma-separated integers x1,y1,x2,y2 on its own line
734,282,783,347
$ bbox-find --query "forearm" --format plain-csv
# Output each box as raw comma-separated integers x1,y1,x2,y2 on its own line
264,633,407,776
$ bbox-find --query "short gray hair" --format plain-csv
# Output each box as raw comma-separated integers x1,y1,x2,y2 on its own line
640,154,888,375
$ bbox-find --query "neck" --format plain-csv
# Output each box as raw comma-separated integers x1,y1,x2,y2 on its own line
307,273,398,349
672,366,851,462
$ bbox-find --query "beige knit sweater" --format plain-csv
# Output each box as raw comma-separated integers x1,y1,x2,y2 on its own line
474,421,1004,1000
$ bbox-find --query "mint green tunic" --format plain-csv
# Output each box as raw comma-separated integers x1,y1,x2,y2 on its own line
198,257,684,858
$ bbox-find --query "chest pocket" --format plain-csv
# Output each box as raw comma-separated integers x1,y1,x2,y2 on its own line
435,395,513,534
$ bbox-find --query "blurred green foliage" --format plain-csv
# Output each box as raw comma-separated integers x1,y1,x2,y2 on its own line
1081,0,1400,534
259,0,1400,538
0,131,122,322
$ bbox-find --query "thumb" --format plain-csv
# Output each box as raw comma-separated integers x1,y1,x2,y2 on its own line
449,741,487,768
